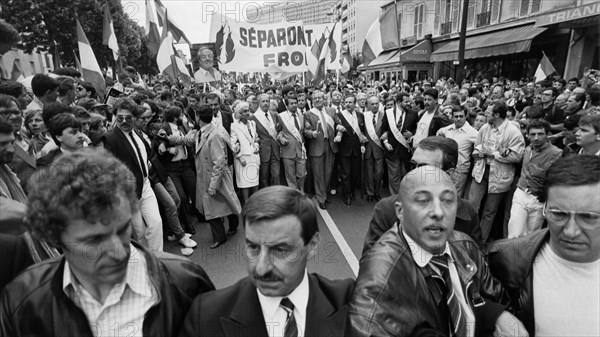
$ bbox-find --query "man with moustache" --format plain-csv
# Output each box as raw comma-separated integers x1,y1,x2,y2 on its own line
252,93,281,188
179,186,354,337
486,156,600,337
0,150,215,336
349,166,525,337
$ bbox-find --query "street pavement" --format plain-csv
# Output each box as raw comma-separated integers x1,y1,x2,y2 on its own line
164,188,392,288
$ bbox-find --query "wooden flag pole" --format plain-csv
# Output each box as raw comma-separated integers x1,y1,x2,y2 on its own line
393,0,403,82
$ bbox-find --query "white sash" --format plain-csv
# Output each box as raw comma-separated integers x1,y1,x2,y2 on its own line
255,110,278,140
341,110,364,140
385,106,410,150
364,111,382,148
280,112,307,159
310,108,334,135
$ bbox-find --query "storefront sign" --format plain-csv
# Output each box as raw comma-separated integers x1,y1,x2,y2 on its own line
536,2,600,26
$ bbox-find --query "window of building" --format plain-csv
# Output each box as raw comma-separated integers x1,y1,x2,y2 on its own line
413,3,425,38
519,0,541,17
436,0,459,35
30,61,36,74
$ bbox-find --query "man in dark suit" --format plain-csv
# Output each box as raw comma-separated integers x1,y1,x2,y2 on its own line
335,95,366,206
180,186,354,337
380,92,418,195
363,96,385,202
277,96,306,190
362,136,482,256
304,90,338,209
103,98,164,251
251,94,281,188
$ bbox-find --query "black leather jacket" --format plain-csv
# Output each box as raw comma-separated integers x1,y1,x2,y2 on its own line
485,229,549,336
348,225,508,337
0,242,215,337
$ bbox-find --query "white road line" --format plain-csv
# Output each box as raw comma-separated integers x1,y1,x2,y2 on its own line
318,208,359,277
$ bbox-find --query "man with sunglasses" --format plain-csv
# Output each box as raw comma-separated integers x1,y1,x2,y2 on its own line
363,136,482,255
486,155,600,337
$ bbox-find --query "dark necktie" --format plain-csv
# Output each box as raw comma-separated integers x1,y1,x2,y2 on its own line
280,297,298,337
429,255,468,337
373,113,377,127
292,112,300,131
129,131,148,178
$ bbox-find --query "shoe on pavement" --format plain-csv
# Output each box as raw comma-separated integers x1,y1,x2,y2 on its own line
319,203,327,210
226,228,237,236
210,241,226,249
168,233,191,242
179,236,197,248
330,189,337,195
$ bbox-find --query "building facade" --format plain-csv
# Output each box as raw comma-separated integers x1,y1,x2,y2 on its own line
0,48,55,80
362,0,600,83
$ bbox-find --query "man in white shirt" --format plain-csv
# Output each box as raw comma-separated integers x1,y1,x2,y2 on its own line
437,105,478,197
180,186,354,337
487,155,600,337
193,47,222,83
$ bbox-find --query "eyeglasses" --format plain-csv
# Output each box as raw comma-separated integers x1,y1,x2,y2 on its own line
116,115,134,122
543,205,600,231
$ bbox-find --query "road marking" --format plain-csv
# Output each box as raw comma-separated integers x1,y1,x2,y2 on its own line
318,208,359,277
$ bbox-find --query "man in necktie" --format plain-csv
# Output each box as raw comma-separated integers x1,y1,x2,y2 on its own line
180,186,354,337
363,96,385,203
251,94,281,188
276,96,306,191
348,165,527,337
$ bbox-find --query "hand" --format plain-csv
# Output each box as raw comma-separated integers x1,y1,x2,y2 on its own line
402,131,413,138
500,148,511,157
334,135,342,143
361,146,365,154
304,121,311,130
168,147,177,155
384,140,393,151
208,188,216,196
240,159,247,166
157,129,167,138
158,143,167,154
493,311,529,337
336,125,346,133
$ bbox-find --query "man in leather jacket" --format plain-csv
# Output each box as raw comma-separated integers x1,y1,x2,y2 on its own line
348,165,527,337
0,149,215,337
486,155,600,337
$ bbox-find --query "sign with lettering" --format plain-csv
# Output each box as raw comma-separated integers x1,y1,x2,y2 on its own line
535,2,600,26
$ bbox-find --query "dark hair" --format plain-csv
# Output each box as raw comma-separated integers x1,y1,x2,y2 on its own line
491,99,508,119
0,20,21,46
0,119,13,135
567,77,579,85
130,92,149,105
281,85,295,97
413,96,425,110
396,91,410,103
146,100,161,115
42,102,71,126
205,92,220,102
526,119,551,134
72,106,91,119
587,87,600,106
0,93,19,109
160,90,173,102
284,96,298,106
554,79,566,88
25,149,139,247
544,155,600,195
78,81,96,99
112,98,142,118
450,105,466,117
578,114,600,134
416,136,458,171
48,113,81,145
423,88,439,100
196,104,213,124
0,81,26,98
241,186,318,244
543,87,559,99
31,74,59,98
526,104,543,119
571,93,586,111
57,77,75,96
52,67,81,78
164,105,182,122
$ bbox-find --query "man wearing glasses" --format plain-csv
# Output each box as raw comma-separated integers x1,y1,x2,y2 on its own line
486,155,600,337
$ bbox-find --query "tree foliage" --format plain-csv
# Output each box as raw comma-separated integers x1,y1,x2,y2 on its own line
0,0,157,74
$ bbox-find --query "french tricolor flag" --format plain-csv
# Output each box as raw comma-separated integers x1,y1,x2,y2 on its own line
362,6,399,67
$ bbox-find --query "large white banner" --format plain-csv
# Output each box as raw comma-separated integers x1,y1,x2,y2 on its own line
212,18,312,73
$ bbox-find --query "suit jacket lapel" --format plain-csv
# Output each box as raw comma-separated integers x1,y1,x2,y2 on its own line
198,126,211,154
221,280,269,337
305,274,348,337
115,127,139,165
13,143,36,168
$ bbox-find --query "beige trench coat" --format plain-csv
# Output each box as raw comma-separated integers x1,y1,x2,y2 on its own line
195,124,241,220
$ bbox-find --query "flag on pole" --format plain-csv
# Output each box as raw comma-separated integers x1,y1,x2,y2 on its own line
145,0,161,56
154,0,192,45
76,18,106,96
361,6,399,66
340,52,352,74
311,22,337,85
10,59,24,82
534,53,557,82
103,1,119,61
156,9,191,85
73,51,83,75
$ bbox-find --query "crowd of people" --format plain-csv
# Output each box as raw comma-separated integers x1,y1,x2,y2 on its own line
1,29,600,335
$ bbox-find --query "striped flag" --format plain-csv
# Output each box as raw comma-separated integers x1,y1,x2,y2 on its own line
156,9,191,85
145,0,161,55
10,59,24,82
103,1,119,61
361,6,399,66
154,0,191,45
73,51,83,75
311,22,337,85
534,53,557,82
76,18,106,96
340,53,352,74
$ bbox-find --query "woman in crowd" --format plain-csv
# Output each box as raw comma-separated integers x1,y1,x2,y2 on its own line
24,110,49,156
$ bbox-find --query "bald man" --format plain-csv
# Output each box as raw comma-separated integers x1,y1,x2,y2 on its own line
348,166,527,337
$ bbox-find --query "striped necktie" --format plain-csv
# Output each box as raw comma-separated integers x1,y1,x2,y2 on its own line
280,297,298,337
429,255,468,337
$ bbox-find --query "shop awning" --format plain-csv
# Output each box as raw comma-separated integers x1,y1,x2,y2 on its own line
430,25,547,62
367,50,398,67
364,39,433,70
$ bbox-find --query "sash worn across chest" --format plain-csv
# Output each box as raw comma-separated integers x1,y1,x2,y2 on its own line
386,106,410,149
364,111,382,148
339,110,364,140
256,111,278,140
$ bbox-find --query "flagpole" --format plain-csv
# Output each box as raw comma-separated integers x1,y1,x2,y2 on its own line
393,0,403,82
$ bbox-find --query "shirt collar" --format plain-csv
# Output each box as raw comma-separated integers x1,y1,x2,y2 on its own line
401,228,453,268
257,270,309,321
63,244,152,298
